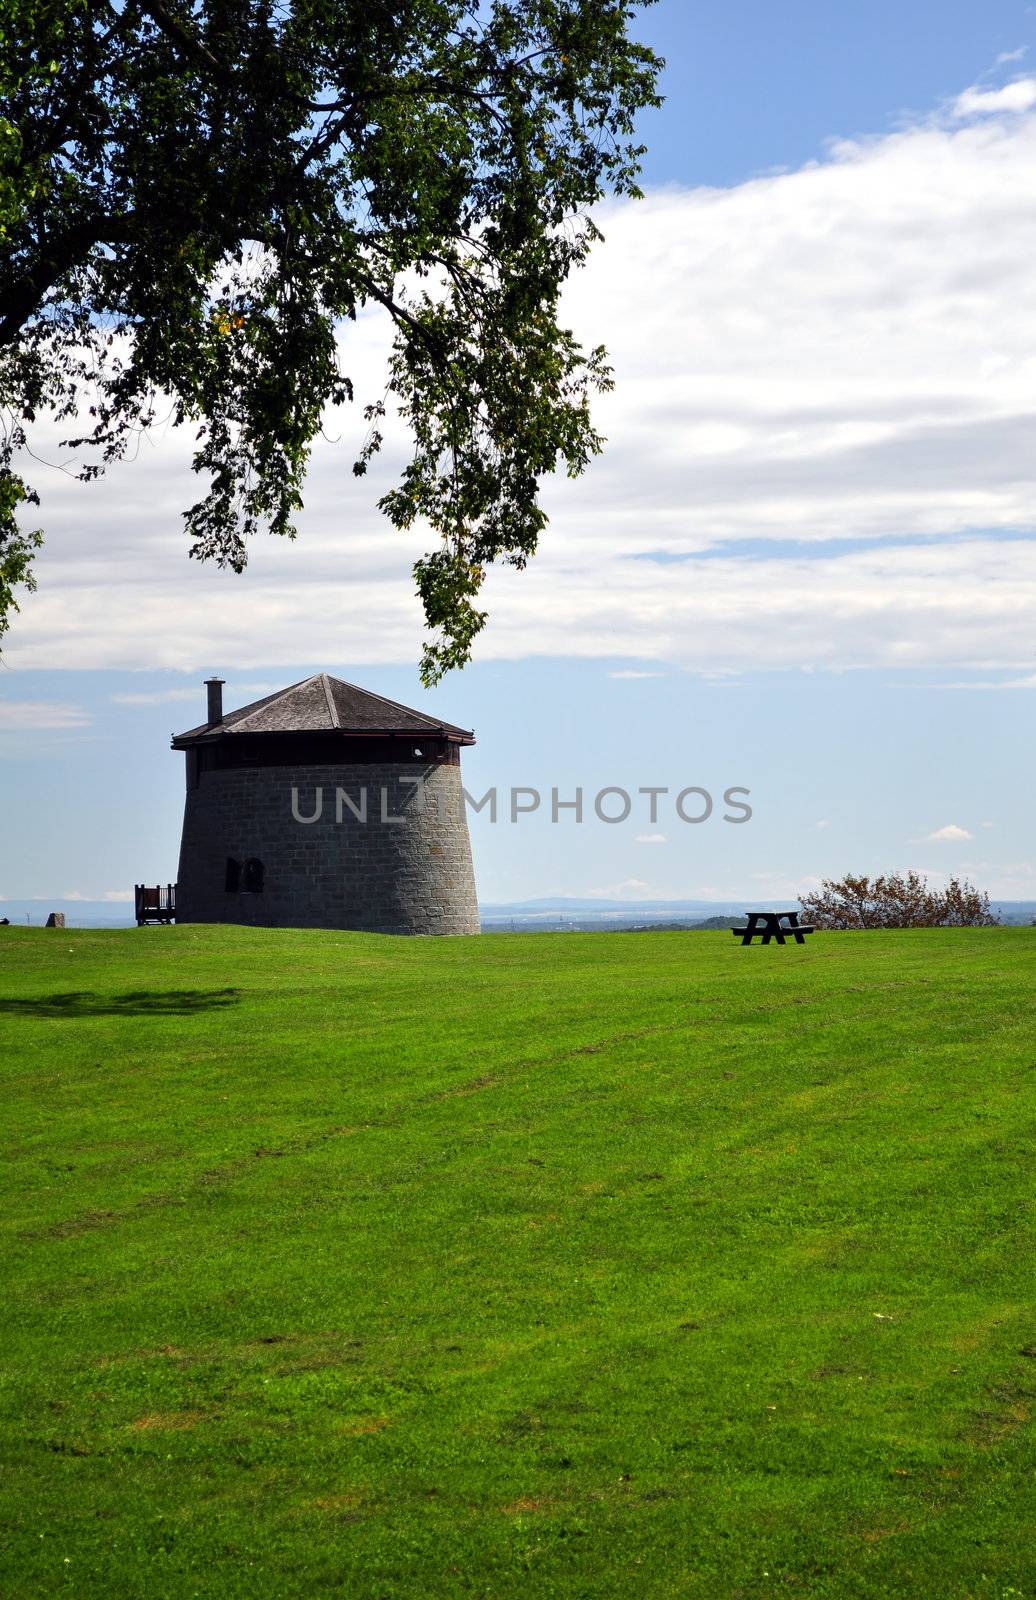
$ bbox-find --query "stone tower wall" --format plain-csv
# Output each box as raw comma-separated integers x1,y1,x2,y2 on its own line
175,761,479,934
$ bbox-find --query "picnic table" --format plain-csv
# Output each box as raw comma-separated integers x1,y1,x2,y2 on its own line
732,910,814,946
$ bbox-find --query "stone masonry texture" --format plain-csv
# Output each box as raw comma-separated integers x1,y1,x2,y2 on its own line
176,761,480,935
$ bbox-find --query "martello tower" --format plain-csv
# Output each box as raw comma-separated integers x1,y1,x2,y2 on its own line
172,674,479,935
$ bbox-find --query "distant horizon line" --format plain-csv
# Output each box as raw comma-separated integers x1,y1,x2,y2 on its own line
5,894,1036,909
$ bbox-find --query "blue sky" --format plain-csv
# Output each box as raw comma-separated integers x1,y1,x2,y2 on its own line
2,0,1036,906
636,0,1036,186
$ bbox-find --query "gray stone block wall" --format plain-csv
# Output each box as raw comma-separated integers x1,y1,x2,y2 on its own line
176,762,480,934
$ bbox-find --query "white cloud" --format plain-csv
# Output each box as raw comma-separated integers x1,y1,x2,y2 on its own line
744,870,820,900
0,700,91,729
995,49,1028,68
900,674,1036,689
815,819,832,829
953,78,1036,118
608,670,666,679
52,888,135,902
634,833,667,844
926,824,974,841
951,860,1036,897
111,688,200,705
580,879,661,901
8,87,1036,676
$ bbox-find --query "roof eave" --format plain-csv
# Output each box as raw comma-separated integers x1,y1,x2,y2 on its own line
171,726,475,750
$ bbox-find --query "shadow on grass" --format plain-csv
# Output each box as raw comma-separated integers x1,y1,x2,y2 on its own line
0,988,242,1018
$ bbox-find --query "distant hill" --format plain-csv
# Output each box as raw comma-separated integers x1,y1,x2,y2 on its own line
992,902,1036,925
482,896,778,915
0,899,137,928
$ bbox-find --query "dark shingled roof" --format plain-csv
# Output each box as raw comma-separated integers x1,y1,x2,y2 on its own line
172,674,474,746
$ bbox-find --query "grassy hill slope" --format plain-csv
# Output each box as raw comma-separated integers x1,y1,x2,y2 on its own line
1,926,1034,1598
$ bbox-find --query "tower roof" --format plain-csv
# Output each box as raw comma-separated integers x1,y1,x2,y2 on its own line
172,674,474,747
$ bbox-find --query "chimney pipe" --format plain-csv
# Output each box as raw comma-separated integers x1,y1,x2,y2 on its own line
205,676,224,728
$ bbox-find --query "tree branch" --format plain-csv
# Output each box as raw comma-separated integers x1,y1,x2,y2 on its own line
0,215,136,345
136,0,233,83
352,271,449,373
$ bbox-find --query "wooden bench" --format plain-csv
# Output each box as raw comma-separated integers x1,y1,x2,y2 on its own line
732,910,814,946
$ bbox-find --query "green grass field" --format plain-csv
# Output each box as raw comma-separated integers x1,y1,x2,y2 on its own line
1,925,1034,1599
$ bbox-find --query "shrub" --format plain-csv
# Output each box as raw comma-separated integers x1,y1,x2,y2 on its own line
799,871,998,930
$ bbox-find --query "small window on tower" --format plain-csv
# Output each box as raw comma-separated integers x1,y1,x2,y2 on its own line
225,857,241,892
243,858,264,893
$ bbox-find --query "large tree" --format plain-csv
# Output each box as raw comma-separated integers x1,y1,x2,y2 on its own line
0,0,660,679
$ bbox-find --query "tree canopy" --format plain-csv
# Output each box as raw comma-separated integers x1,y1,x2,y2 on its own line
0,0,660,678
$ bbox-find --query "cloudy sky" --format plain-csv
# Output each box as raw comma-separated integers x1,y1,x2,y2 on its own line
2,0,1035,907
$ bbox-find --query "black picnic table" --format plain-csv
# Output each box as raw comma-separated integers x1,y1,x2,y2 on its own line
732,910,814,946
